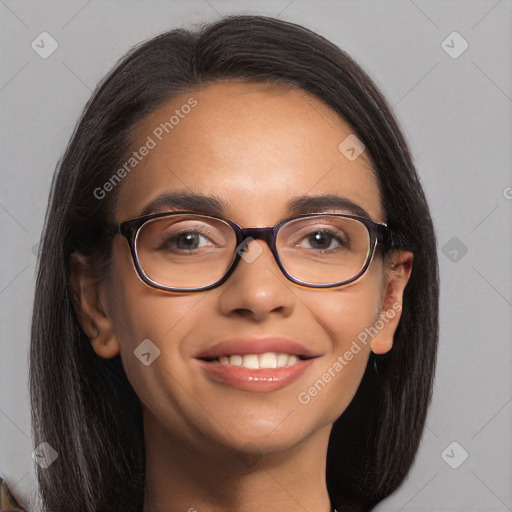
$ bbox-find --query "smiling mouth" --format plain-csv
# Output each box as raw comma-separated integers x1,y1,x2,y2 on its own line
199,352,313,369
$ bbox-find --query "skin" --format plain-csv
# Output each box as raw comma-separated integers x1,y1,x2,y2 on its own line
71,81,413,512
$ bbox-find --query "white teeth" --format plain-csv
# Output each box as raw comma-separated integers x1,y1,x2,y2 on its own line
229,354,243,366
259,352,277,368
214,352,301,369
243,354,259,369
276,354,289,367
287,355,299,366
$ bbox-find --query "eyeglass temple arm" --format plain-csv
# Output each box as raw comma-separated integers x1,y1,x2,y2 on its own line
104,222,135,240
377,225,403,249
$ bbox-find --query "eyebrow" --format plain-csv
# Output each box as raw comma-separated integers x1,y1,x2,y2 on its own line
140,192,371,219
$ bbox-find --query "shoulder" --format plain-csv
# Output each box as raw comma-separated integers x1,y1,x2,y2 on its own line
0,477,28,511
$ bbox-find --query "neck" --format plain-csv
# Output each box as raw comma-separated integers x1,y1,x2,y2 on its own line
142,407,334,512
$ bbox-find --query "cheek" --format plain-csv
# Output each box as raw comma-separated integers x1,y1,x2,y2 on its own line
105,258,233,444
309,267,383,349
295,268,383,419
105,241,201,395
108,238,203,343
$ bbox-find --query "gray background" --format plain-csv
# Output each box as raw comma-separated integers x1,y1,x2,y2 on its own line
1,1,511,511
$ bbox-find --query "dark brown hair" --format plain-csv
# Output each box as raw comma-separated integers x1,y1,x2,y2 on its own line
30,15,439,512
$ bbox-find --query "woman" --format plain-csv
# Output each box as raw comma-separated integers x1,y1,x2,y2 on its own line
26,14,438,512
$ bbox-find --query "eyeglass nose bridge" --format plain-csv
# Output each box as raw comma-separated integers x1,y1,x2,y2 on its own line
229,225,290,283
237,226,278,258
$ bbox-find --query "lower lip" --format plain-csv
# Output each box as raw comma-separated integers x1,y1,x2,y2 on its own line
196,359,316,392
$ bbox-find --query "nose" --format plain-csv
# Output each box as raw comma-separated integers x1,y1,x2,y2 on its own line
216,238,296,322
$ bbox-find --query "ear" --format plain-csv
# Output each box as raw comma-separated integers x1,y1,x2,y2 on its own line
69,252,120,359
370,250,414,355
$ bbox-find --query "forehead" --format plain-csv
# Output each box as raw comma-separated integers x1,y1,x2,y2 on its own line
115,81,383,224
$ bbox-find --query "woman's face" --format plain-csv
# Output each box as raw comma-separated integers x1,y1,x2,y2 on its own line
98,81,395,454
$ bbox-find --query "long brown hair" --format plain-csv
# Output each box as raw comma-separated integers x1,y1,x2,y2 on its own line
30,15,439,511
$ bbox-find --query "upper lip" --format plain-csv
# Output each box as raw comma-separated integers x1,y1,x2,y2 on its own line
195,337,319,360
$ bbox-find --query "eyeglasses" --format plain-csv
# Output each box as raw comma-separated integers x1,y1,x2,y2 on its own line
114,211,399,292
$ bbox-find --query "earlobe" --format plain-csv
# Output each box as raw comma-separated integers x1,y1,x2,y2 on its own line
69,252,120,359
90,330,121,359
370,250,414,355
